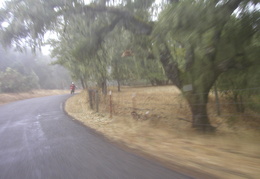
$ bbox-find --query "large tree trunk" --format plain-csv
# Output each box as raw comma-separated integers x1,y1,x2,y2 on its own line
183,74,218,132
185,90,215,132
158,42,217,132
101,80,107,95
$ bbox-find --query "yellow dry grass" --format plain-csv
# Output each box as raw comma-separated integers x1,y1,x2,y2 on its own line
65,86,260,179
0,90,69,105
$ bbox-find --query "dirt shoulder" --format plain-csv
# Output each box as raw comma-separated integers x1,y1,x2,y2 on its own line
65,87,260,179
0,90,70,105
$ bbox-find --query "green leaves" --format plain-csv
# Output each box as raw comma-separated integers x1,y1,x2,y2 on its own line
0,67,37,92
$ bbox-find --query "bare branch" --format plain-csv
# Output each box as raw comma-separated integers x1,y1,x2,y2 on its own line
216,53,244,72
83,5,153,35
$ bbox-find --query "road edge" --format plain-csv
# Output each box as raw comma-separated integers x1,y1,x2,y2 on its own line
62,95,218,179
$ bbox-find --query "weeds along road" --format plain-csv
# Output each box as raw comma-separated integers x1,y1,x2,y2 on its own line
0,94,193,179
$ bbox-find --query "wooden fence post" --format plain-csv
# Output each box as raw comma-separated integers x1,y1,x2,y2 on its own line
132,93,136,112
109,90,112,118
95,90,99,112
88,89,94,109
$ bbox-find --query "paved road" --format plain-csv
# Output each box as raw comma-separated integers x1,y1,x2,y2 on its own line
0,94,193,179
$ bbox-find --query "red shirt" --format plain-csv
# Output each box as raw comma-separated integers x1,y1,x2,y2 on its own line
70,84,75,90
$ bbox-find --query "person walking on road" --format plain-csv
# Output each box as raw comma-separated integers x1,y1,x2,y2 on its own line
70,82,76,94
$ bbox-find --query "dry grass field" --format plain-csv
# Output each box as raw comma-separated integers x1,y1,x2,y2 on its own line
66,86,260,179
0,90,69,105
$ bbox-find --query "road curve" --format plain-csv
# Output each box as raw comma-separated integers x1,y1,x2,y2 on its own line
0,94,193,179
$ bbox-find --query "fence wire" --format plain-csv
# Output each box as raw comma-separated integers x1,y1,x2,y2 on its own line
87,87,260,129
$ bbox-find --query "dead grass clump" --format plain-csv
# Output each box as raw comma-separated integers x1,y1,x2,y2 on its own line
66,86,260,179
0,90,69,105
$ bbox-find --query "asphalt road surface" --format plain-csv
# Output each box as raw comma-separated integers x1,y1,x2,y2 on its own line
0,94,194,179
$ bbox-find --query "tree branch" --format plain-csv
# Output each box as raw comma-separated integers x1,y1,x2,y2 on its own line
185,45,194,71
83,5,153,35
96,16,122,45
216,53,244,73
159,42,181,89
205,0,244,62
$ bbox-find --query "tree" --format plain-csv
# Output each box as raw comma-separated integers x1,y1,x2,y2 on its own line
152,0,259,131
0,67,38,92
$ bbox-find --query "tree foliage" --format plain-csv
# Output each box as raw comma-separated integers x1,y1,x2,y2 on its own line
153,0,259,131
0,67,37,92
0,46,71,92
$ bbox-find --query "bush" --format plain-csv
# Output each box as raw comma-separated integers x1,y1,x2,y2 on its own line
0,68,38,93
